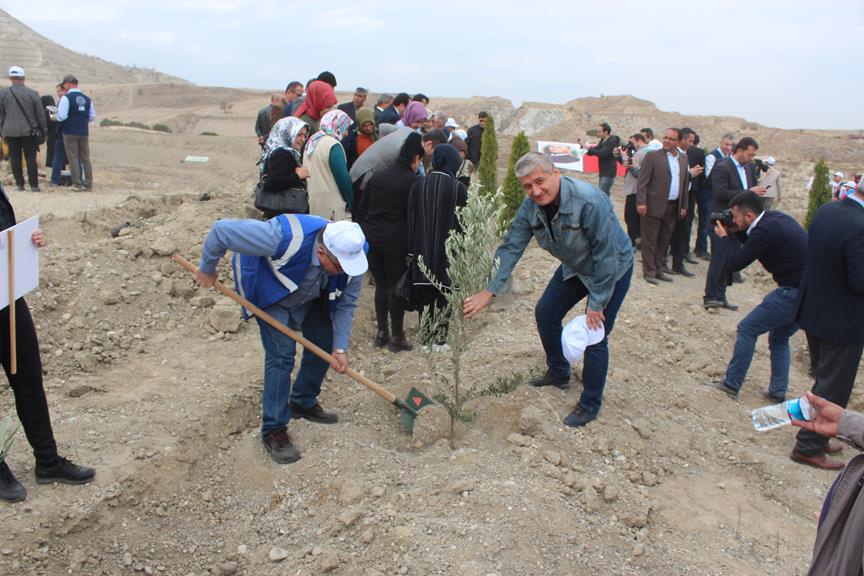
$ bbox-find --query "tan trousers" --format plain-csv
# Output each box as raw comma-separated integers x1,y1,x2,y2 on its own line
63,134,92,188
640,202,677,277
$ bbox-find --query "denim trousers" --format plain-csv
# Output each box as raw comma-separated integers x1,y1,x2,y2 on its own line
51,136,67,184
598,175,615,196
724,286,799,396
535,264,633,414
256,297,332,435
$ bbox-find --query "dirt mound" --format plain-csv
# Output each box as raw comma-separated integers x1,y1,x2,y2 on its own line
0,9,188,85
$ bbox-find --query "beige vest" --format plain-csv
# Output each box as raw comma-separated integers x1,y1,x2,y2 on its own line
304,136,350,221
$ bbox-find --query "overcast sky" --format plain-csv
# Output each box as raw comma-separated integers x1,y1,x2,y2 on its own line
5,0,863,129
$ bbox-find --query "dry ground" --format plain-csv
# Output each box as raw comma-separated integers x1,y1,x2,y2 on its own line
0,85,861,576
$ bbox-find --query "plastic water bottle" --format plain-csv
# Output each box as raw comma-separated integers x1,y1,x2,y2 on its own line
751,396,812,431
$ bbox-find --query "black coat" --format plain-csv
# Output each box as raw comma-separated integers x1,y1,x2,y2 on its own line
0,183,16,232
710,157,757,211
337,102,358,125
686,146,706,193
465,124,484,165
586,135,621,177
376,105,401,126
795,197,864,346
262,149,305,192
356,164,420,256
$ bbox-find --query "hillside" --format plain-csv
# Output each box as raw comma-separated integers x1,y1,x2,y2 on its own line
0,9,188,85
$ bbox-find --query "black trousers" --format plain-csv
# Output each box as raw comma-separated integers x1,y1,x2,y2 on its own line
0,298,59,464
367,247,407,336
670,190,696,266
6,136,40,189
795,334,863,456
624,194,641,245
704,229,740,301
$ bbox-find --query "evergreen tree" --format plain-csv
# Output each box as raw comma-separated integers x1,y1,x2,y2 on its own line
805,159,831,229
477,115,499,195
499,131,530,233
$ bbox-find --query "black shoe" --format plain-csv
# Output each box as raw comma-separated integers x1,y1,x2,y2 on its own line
563,406,597,428
696,252,711,261
35,457,95,485
761,388,786,403
672,265,695,277
262,428,301,464
701,380,739,399
656,272,674,282
530,371,570,390
16,186,25,192
722,300,739,311
290,402,339,424
374,330,390,348
30,187,41,193
732,271,745,284
387,334,413,353
0,461,27,503
683,254,699,265
703,298,724,309
644,275,659,286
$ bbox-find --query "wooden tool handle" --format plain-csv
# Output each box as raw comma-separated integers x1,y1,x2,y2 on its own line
172,254,397,404
8,230,16,375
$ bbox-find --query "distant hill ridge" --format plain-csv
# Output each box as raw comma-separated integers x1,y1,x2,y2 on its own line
0,9,189,85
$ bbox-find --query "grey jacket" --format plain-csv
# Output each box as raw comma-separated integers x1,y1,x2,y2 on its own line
488,176,634,311
348,125,411,187
0,84,47,138
808,411,864,576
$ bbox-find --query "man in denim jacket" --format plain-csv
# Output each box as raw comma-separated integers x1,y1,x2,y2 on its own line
465,152,633,427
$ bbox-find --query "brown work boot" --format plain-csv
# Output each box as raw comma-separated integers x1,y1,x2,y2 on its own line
790,450,844,470
387,334,413,353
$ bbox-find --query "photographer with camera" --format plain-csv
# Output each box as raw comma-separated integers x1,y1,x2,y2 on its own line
614,133,648,247
703,137,766,309
702,191,807,404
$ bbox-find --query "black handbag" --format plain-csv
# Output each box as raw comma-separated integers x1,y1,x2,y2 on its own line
392,256,418,311
253,180,309,214
253,155,309,214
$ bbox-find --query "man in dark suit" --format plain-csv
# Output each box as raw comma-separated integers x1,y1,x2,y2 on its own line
703,137,766,309
337,87,367,125
668,128,705,275
255,94,284,148
465,111,487,166
586,122,621,195
790,180,864,469
702,191,807,403
636,128,689,284
376,92,409,126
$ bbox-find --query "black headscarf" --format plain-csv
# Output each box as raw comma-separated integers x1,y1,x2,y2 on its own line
431,144,462,178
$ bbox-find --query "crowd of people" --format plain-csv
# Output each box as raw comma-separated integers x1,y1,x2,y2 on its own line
0,66,95,192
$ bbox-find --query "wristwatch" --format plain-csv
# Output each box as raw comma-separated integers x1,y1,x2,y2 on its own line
334,348,347,354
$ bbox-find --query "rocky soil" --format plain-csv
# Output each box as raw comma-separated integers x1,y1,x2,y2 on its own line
0,86,861,576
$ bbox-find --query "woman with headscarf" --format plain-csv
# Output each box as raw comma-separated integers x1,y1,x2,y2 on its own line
407,143,468,345
356,133,424,352
304,109,354,221
449,137,474,188
293,80,337,132
342,107,377,170
397,101,428,131
258,117,310,218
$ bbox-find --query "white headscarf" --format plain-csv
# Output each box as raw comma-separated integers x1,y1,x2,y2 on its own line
262,117,308,165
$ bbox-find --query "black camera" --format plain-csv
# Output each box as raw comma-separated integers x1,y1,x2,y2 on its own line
710,209,734,228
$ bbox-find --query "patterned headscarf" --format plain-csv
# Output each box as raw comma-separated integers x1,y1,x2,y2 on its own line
305,110,353,158
261,117,308,165
401,101,428,129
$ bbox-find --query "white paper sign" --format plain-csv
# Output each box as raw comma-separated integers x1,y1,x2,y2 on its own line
0,215,40,310
537,140,585,172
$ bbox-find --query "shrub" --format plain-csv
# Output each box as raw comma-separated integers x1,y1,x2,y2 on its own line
499,131,530,233
417,186,505,448
100,118,122,127
586,128,600,138
477,115,499,195
200,131,218,136
805,159,831,228
151,123,172,133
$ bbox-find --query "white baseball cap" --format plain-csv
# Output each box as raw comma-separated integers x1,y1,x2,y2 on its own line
561,315,605,364
764,156,776,166
445,118,459,128
323,221,368,276
834,171,845,177
8,66,25,78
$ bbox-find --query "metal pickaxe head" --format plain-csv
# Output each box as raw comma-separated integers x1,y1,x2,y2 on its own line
396,387,435,433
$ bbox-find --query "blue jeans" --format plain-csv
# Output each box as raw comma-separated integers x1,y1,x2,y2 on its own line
256,297,332,435
724,286,799,397
51,136,66,185
598,175,615,196
535,264,633,414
